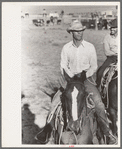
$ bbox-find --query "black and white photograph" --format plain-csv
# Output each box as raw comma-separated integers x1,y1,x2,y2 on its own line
2,2,120,147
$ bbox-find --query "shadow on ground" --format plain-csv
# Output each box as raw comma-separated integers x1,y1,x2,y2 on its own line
22,104,42,144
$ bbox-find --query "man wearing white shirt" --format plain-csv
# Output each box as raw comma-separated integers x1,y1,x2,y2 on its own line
35,20,116,144
60,20,116,144
96,19,118,87
60,38,97,78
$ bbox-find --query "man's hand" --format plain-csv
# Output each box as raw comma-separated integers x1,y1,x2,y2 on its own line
81,71,87,81
75,73,81,78
73,71,87,82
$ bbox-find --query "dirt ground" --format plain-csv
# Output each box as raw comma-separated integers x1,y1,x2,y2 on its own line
21,16,109,144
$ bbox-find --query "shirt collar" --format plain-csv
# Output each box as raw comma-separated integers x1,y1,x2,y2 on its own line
71,40,85,48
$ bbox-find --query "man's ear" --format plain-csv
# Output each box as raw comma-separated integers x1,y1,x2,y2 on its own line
63,69,71,83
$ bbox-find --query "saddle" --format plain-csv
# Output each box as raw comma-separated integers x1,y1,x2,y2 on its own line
100,63,117,107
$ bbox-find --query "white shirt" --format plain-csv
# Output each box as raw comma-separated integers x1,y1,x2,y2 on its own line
60,40,98,78
103,34,118,56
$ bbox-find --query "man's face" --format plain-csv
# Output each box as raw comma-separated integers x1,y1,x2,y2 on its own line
71,30,84,41
110,27,118,36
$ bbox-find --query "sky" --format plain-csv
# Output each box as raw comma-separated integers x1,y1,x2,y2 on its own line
21,5,117,15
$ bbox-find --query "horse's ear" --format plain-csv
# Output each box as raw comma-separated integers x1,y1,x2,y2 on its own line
63,69,71,83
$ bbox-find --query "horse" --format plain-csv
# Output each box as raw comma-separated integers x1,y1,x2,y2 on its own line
35,71,100,144
50,70,99,144
99,63,118,136
25,12,29,18
98,18,108,30
33,19,44,27
57,19,62,25
50,16,59,25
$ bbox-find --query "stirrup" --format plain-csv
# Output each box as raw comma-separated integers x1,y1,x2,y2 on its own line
35,124,52,144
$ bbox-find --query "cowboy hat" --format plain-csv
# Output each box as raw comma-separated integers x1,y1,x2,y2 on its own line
67,20,86,33
108,19,117,28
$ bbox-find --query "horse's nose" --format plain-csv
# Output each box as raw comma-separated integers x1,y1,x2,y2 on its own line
69,120,80,134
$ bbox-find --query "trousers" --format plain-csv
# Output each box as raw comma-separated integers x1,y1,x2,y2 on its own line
49,77,110,136
96,55,117,87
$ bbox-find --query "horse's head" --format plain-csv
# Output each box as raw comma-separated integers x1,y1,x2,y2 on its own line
61,70,87,133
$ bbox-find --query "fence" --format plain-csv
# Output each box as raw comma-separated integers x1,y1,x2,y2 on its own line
63,16,115,30
29,15,115,30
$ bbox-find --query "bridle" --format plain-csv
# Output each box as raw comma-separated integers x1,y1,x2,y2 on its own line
59,78,97,144
63,81,86,122
60,81,87,144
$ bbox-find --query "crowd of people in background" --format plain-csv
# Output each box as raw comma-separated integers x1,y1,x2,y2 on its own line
21,8,117,30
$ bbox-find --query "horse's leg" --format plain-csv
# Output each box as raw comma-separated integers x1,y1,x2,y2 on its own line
61,131,76,144
108,80,117,136
109,107,117,136
77,117,93,144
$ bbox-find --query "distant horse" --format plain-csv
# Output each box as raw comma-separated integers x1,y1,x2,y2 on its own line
98,18,108,30
50,16,58,25
25,12,29,18
57,19,62,25
99,63,118,136
50,70,98,144
33,19,44,27
46,19,61,26
46,20,50,26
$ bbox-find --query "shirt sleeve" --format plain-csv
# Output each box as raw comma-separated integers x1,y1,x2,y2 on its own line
60,46,74,78
86,45,98,78
103,35,117,56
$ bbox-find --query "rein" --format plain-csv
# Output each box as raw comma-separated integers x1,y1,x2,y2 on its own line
62,92,95,144
112,74,118,80
59,79,96,144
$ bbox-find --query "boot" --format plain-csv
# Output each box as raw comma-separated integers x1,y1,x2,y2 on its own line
35,123,53,144
107,131,117,144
